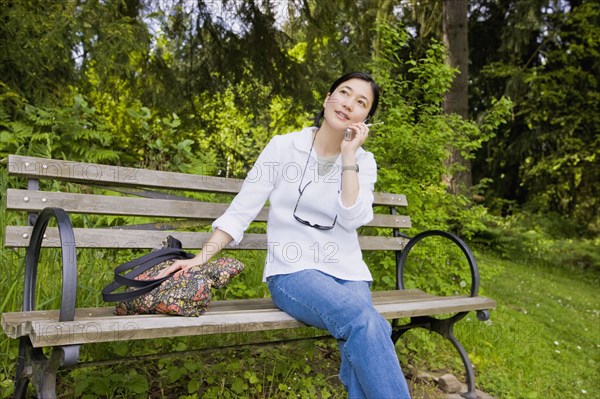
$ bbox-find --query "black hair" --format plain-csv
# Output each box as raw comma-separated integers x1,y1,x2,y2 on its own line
313,71,380,126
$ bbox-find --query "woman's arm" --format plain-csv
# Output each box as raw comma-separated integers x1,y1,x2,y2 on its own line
157,136,283,278
340,151,360,207
156,228,233,277
337,122,376,230
340,122,369,207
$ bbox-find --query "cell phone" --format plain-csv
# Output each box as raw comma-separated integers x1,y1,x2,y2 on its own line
344,122,385,141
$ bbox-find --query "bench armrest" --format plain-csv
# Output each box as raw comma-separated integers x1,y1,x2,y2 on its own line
24,207,78,322
396,229,480,297
396,229,491,322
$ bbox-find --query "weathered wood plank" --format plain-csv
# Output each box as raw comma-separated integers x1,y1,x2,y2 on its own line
373,192,408,207
1,290,432,337
21,294,496,347
7,155,244,194
28,311,302,347
374,296,497,320
6,189,241,220
1,291,496,345
4,227,407,251
6,189,412,229
7,155,408,207
374,213,411,228
1,291,496,341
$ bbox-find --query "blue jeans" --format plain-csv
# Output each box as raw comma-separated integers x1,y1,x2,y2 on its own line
267,269,411,399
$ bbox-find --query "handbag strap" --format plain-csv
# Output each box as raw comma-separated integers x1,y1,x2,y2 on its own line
113,247,193,286
102,241,195,303
102,276,168,302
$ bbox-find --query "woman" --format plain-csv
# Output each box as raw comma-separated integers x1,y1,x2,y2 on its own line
164,72,411,399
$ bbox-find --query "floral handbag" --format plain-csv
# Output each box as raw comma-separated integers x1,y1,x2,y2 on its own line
102,236,245,317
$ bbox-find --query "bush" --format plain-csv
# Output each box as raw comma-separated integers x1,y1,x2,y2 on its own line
476,211,600,271
368,21,512,240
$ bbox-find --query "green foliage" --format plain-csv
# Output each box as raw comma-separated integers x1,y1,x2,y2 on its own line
190,76,310,178
400,236,475,296
0,0,150,107
51,342,346,398
0,1,78,104
369,21,512,239
472,1,600,234
476,211,600,271
0,89,217,176
71,368,148,398
1,0,596,236
126,106,212,174
0,94,120,162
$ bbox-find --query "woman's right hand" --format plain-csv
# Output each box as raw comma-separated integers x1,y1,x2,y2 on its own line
155,229,233,279
155,258,201,279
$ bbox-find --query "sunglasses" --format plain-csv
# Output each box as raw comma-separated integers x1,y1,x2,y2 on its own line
293,130,338,230
293,181,338,230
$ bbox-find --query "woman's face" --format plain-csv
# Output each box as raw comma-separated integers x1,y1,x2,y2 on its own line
322,78,374,131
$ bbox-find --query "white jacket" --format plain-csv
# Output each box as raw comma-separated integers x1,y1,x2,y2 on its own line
213,127,377,282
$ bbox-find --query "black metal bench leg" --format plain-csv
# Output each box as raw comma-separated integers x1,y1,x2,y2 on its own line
392,314,479,399
443,325,477,398
13,336,80,399
392,229,487,398
428,313,477,399
32,350,61,399
13,337,37,399
13,379,29,399
13,338,33,399
14,207,80,398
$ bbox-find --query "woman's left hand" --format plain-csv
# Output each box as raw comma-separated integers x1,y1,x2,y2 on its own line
340,122,369,154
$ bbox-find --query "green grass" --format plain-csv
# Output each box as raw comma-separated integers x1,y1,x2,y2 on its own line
457,251,600,399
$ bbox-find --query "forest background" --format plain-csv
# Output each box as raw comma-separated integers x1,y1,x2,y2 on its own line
0,0,598,398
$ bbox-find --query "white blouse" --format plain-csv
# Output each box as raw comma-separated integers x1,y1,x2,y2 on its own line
212,126,377,282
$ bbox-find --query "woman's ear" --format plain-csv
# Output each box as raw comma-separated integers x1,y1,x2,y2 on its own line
323,92,332,108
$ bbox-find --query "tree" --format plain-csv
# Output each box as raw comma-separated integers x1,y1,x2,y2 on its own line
393,0,475,195
0,1,78,106
442,0,471,194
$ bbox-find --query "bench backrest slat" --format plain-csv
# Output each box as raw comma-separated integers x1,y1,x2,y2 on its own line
4,227,408,251
8,155,408,207
8,155,244,195
6,189,412,229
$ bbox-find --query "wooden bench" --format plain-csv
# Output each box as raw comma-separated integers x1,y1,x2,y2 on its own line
2,154,496,399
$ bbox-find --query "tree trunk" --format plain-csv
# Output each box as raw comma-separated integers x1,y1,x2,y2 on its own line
442,0,471,194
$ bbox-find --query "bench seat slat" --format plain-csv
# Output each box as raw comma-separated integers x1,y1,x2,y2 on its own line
0,289,430,332
2,289,490,337
8,155,408,207
6,189,412,229
5,227,408,251
1,290,496,346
